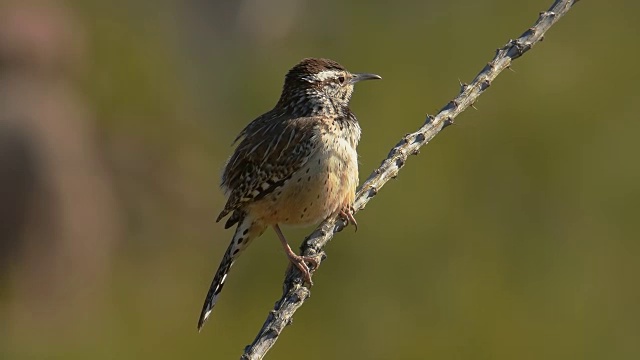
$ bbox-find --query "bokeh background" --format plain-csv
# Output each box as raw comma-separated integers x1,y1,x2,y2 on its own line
1,0,638,359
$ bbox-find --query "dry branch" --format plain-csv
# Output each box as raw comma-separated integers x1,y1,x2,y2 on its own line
240,0,581,358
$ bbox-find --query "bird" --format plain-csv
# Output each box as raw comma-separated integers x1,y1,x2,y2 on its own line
197,58,381,331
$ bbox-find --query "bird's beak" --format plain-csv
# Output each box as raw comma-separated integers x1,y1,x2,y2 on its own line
350,73,382,84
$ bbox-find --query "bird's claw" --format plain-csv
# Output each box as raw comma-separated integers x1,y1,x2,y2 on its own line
287,254,320,286
339,206,358,231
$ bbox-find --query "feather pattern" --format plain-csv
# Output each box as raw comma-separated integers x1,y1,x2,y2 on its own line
197,58,380,330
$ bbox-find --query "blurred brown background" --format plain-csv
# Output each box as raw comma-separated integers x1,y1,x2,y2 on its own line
1,0,638,359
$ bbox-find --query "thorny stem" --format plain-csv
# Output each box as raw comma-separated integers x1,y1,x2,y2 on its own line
240,1,581,359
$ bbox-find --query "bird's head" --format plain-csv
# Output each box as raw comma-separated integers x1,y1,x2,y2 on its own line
277,58,381,116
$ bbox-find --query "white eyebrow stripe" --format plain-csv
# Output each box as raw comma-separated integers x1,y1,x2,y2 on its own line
315,70,338,81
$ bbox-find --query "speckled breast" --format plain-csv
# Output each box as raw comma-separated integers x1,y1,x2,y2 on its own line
250,120,360,226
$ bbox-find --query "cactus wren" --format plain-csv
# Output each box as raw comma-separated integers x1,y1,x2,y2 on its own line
197,58,380,330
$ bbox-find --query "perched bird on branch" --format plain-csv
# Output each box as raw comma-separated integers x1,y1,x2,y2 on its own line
198,58,380,331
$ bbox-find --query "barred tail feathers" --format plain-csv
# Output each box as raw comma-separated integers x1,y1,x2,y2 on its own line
197,216,265,331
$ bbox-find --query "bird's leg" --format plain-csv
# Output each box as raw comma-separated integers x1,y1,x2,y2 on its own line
273,224,319,285
339,205,358,231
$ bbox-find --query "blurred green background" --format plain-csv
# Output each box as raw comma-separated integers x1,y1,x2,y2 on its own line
1,0,639,359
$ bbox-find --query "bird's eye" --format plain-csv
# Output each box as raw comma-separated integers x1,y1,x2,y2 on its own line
338,76,345,84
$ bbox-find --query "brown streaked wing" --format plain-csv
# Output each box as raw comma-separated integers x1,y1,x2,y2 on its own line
216,115,319,224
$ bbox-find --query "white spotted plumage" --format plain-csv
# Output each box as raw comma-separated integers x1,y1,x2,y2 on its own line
197,58,380,331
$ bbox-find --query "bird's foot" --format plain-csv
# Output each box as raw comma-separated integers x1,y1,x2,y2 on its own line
339,206,358,231
286,253,319,286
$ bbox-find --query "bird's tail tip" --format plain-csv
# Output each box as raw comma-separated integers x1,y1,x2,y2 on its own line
197,307,212,332
196,217,257,332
